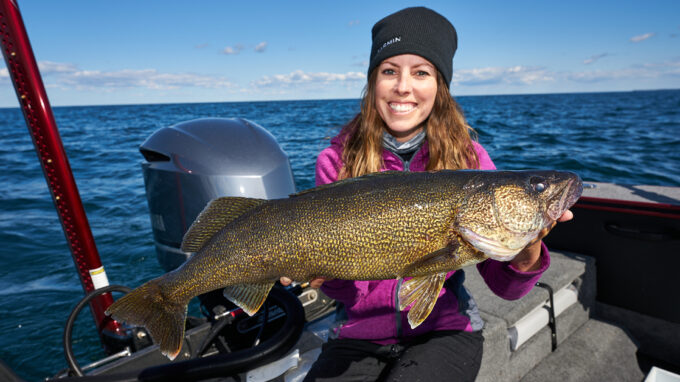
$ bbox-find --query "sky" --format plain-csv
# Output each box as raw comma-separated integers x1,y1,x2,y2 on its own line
0,0,679,107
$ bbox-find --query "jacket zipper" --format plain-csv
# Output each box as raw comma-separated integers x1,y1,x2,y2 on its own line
387,146,420,338
386,150,411,172
393,154,408,338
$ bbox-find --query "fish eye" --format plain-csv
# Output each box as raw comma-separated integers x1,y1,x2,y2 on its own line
529,177,547,192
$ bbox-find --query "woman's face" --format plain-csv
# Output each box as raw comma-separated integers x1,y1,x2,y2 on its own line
374,54,438,142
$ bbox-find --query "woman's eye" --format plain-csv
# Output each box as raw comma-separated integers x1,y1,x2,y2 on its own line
416,70,430,76
382,69,395,75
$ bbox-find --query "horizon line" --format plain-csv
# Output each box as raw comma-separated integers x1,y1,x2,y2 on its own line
1,87,678,110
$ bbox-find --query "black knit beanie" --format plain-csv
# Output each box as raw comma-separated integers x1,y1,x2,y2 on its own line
368,7,458,87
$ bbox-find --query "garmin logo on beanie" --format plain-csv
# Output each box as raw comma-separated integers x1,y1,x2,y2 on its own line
376,37,402,55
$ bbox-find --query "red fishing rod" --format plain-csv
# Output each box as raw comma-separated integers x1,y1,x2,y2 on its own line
0,0,126,347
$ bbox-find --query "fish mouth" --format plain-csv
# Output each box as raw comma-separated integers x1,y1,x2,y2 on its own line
458,226,524,261
547,176,583,221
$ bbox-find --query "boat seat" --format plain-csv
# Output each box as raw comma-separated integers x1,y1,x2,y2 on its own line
463,250,596,382
286,251,596,381
520,318,644,382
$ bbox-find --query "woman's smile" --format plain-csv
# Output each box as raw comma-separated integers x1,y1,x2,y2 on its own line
388,102,417,114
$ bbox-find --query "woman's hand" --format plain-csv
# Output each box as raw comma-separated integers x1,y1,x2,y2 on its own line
557,210,574,223
279,277,327,289
510,210,574,272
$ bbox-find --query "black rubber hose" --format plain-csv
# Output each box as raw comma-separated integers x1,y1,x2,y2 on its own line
252,300,270,347
58,285,305,381
138,286,305,382
63,285,132,377
191,315,232,358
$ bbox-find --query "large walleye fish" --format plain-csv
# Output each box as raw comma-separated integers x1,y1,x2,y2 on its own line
106,169,582,359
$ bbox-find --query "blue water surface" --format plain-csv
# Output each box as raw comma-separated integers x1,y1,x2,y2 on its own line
0,90,678,380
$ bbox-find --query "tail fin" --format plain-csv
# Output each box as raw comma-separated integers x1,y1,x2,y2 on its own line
105,278,187,360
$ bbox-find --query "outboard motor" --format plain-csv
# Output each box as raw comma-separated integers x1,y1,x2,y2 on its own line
140,118,296,271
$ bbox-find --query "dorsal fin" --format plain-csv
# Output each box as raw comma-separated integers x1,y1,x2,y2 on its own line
181,197,266,253
291,170,406,197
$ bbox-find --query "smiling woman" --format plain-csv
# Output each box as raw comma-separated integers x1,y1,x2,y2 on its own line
278,6,573,382
375,54,438,142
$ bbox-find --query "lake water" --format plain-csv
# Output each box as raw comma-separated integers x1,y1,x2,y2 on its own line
0,89,678,380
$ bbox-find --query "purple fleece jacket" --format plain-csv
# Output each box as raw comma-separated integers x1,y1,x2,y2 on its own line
315,134,550,344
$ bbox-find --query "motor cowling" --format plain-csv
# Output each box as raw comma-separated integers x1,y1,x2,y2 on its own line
140,118,296,271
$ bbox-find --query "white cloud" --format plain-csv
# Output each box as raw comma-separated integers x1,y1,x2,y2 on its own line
25,61,236,90
5,57,677,101
254,42,268,53
38,61,79,74
223,44,244,55
453,66,554,86
583,53,609,65
453,59,680,88
348,20,360,27
65,70,235,90
568,59,680,82
252,70,365,88
630,33,655,43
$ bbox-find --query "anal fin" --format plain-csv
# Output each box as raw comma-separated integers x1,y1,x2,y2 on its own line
398,272,447,329
223,282,275,316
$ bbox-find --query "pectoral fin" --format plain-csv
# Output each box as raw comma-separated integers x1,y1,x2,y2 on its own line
398,272,447,329
400,244,458,278
223,282,275,316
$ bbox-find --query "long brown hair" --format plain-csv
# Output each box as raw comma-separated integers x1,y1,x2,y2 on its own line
338,70,478,180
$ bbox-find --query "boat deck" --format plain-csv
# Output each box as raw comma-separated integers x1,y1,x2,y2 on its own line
582,181,680,205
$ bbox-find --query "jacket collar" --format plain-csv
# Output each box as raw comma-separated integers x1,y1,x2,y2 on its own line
329,130,430,172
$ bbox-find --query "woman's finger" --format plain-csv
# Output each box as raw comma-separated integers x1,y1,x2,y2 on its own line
558,209,574,222
310,277,326,289
280,277,292,286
